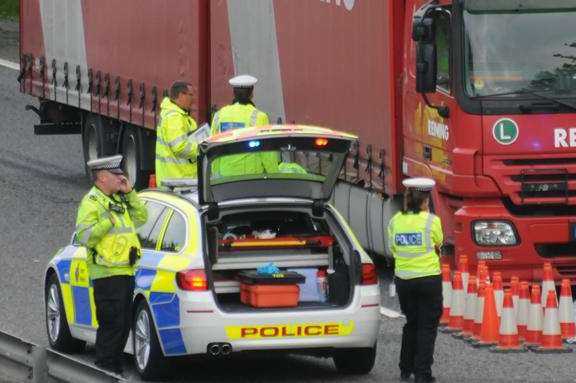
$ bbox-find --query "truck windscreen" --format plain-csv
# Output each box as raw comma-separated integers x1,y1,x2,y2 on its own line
463,8,576,99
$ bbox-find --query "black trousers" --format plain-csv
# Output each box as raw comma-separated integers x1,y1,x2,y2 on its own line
395,274,442,378
93,275,135,372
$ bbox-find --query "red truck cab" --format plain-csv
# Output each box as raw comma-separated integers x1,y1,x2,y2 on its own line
407,0,576,282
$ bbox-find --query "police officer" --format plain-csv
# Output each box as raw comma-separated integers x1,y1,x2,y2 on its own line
155,81,200,186
76,155,147,374
387,177,443,383
211,74,278,176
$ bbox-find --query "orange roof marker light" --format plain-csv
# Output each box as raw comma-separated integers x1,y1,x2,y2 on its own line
315,137,329,147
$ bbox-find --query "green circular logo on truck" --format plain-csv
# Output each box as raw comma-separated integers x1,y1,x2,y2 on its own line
492,118,519,145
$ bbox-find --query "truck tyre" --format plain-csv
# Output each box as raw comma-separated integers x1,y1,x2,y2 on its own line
45,273,86,353
122,126,152,190
82,114,117,179
133,300,169,380
332,344,376,375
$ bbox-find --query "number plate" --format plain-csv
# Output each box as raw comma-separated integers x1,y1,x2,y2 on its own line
521,181,566,194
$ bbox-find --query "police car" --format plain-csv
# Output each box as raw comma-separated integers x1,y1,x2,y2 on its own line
44,125,381,379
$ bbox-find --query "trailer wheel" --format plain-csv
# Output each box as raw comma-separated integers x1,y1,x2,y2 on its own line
82,114,103,179
122,126,151,190
82,114,120,179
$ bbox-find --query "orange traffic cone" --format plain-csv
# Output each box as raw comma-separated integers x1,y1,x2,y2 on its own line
148,174,157,188
517,281,530,341
491,289,526,352
458,255,470,293
475,261,487,288
468,280,486,344
531,290,572,353
461,275,477,339
525,284,543,345
493,272,504,317
447,271,465,333
473,283,500,348
440,264,452,327
476,261,488,287
559,279,576,340
510,276,519,317
541,262,556,307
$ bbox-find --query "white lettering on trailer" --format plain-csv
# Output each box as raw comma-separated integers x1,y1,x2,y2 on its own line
320,0,355,11
554,128,576,148
427,120,449,141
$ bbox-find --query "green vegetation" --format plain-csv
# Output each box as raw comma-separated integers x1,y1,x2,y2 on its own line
0,0,19,19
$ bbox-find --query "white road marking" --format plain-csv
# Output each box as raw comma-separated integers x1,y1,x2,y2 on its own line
380,306,405,319
0,58,19,71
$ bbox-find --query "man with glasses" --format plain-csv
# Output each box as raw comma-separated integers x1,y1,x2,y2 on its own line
75,155,147,375
155,81,201,186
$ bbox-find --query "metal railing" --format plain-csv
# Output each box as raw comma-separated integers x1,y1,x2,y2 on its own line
0,331,126,383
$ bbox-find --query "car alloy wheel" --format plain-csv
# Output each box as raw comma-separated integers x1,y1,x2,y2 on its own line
134,308,152,371
46,283,61,343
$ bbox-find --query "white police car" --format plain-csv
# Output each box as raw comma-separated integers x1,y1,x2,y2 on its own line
44,125,381,379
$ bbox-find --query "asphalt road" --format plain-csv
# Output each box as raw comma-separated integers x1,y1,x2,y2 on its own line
1,39,576,383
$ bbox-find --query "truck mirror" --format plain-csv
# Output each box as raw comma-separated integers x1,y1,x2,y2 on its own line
412,16,434,43
416,42,437,94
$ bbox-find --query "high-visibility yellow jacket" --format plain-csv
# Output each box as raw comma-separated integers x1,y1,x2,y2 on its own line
387,211,443,280
210,102,278,177
155,97,199,186
75,187,147,280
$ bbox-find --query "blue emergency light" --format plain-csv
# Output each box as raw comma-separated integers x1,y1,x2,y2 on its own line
248,140,261,148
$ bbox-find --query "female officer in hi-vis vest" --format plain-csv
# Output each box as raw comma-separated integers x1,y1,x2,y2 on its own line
387,177,443,383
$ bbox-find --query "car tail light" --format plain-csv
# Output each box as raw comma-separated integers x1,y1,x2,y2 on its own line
361,263,378,285
177,269,208,291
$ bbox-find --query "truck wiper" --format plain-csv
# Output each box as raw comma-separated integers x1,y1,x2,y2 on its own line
472,89,576,112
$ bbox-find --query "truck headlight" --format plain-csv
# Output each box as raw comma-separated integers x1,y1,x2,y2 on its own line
473,221,518,246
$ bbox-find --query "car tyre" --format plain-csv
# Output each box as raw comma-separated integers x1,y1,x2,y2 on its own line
45,273,86,353
332,344,376,375
133,300,169,380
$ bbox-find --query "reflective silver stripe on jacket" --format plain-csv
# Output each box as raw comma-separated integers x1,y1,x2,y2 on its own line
77,227,94,244
395,269,435,279
155,155,193,165
157,135,195,157
249,110,259,127
212,112,220,133
395,213,436,258
108,226,134,234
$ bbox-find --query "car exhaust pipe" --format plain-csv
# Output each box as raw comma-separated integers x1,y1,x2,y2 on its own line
220,343,232,356
208,343,221,356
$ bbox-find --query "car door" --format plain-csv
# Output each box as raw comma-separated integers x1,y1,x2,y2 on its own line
68,246,95,328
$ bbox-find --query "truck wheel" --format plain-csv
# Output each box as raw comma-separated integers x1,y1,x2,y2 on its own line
122,126,151,190
82,114,102,179
332,344,376,375
133,300,168,380
45,273,86,353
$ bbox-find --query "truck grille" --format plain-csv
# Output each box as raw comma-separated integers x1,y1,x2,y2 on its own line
487,156,576,205
535,242,576,258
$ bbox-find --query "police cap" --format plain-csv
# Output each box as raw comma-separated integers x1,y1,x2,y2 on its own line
87,155,124,174
402,177,435,191
229,74,258,88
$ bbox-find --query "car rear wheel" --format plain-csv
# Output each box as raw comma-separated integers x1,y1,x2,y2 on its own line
45,273,85,353
133,300,168,380
332,344,377,375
